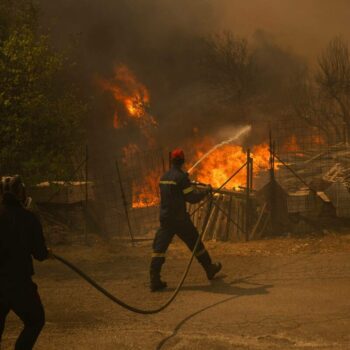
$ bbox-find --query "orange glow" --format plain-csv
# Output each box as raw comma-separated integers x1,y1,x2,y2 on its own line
129,138,271,208
132,170,160,208
189,138,270,189
282,134,325,156
97,65,158,141
113,112,121,129
121,143,140,164
283,135,300,152
310,134,325,145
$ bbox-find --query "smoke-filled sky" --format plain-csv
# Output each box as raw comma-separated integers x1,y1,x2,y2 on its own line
41,0,350,61
219,0,350,61
39,0,350,147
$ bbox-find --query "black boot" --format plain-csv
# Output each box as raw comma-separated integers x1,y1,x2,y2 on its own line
197,250,222,280
205,262,222,280
150,277,167,292
150,257,167,292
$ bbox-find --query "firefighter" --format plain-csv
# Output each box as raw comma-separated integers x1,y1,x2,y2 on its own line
0,176,52,350
150,149,222,292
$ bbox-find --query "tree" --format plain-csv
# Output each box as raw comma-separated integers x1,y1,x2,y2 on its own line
289,72,343,142
0,3,87,184
201,31,256,107
0,0,37,40
201,30,307,121
316,36,350,137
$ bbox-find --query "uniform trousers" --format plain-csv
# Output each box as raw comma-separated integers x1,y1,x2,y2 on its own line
0,279,45,350
150,216,212,279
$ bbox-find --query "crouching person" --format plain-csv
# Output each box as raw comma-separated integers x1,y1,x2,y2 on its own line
0,176,53,350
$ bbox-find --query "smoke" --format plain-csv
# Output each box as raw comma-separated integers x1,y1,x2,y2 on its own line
218,0,350,62
38,0,350,149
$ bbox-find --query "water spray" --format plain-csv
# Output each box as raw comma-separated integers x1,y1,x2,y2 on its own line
188,125,252,173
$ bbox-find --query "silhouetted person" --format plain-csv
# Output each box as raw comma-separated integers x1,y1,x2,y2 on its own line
0,176,52,350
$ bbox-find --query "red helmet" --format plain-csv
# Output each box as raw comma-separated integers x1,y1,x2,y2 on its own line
171,148,185,161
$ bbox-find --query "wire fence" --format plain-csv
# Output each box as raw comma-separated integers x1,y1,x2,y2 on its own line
269,116,350,233
88,147,167,240
2,115,350,243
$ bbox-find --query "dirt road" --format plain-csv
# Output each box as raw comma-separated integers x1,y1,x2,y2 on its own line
2,234,350,349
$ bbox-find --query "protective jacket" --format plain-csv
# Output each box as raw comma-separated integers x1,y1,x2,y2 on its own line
159,165,206,222
0,198,48,284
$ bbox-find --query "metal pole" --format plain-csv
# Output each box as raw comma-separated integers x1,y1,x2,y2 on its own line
85,145,89,245
269,135,277,235
249,157,254,191
245,149,251,241
115,160,135,246
269,129,275,181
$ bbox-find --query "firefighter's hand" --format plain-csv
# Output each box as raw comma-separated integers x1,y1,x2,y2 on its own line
47,248,55,260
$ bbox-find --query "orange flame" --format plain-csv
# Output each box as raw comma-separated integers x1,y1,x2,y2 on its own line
97,65,158,145
282,134,325,156
132,170,160,208
190,139,270,189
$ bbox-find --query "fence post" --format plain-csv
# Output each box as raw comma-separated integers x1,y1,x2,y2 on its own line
245,149,251,241
85,145,89,245
115,159,135,246
269,135,277,235
344,122,349,146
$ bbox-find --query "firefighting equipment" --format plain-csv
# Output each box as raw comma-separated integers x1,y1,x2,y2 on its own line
150,159,221,291
170,148,185,161
206,262,222,280
151,271,168,292
51,165,242,314
159,164,207,222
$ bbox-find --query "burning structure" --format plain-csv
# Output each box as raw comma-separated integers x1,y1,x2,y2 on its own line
84,64,349,242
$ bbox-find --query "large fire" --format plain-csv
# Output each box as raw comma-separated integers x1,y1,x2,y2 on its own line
100,65,326,209
97,65,157,143
190,140,270,189
125,140,271,208
126,131,326,208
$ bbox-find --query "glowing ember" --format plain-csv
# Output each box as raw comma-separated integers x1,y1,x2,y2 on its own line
113,112,121,129
310,134,325,145
283,135,300,153
282,134,325,157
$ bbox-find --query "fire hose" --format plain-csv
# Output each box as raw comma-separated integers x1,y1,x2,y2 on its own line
52,162,247,315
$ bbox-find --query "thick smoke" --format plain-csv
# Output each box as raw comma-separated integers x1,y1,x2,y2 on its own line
39,0,350,149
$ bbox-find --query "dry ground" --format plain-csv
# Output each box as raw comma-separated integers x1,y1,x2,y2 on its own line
2,232,350,349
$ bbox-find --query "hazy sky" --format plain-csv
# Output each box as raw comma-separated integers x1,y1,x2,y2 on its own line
219,0,350,61
42,0,350,63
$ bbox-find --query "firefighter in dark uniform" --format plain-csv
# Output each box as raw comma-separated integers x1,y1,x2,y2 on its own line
150,149,222,292
0,176,52,350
